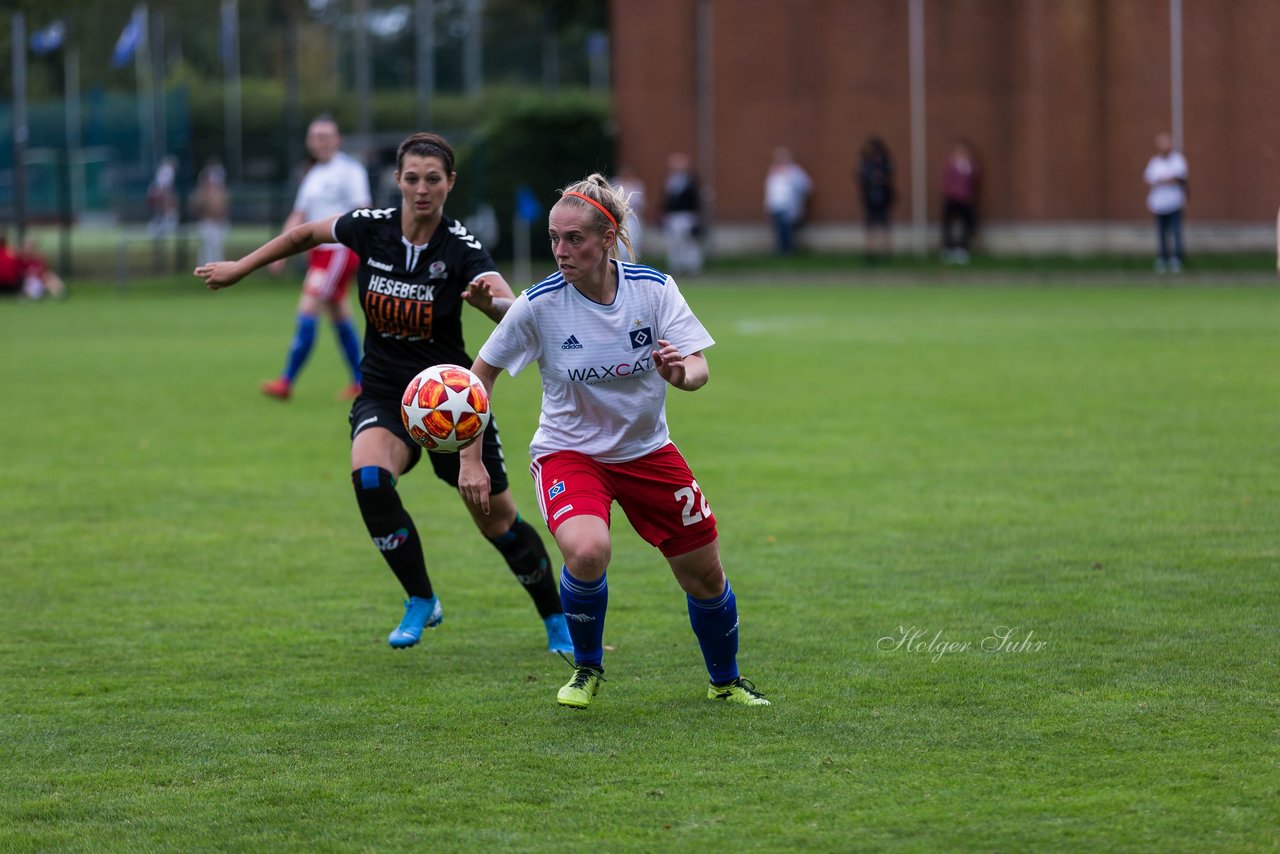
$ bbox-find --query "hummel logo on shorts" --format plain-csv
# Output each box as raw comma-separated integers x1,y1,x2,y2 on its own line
561,335,584,350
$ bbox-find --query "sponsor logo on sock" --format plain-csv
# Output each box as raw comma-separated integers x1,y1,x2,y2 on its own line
564,611,596,623
514,565,548,585
373,528,409,551
561,334,584,350
726,616,739,637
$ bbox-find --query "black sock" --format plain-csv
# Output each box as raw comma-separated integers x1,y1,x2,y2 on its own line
488,516,562,618
352,467,432,600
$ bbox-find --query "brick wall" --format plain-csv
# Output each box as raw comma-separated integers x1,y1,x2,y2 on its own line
612,0,1280,234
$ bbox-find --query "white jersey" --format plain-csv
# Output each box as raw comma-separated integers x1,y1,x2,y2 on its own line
479,259,715,464
1144,152,1188,215
293,152,372,246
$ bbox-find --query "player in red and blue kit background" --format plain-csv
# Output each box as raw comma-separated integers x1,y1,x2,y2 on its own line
261,116,370,402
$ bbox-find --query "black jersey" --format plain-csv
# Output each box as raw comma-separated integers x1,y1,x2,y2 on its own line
334,207,498,399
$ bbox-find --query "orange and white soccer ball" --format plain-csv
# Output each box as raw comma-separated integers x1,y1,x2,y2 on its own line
401,364,491,452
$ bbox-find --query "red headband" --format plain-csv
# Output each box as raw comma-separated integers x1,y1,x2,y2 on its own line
562,191,618,230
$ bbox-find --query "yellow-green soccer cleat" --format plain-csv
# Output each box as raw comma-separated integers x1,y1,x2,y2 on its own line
557,664,605,709
707,677,770,706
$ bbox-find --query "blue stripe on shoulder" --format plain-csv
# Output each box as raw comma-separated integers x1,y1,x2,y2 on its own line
620,261,668,285
526,273,567,300
527,283,566,301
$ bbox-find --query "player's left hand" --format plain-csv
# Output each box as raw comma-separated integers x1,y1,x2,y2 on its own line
653,339,686,387
462,276,495,312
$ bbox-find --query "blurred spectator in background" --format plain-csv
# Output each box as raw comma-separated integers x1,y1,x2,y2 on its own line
857,136,895,263
18,237,67,300
0,237,23,296
662,152,703,276
147,155,180,238
940,139,981,264
191,157,231,267
764,147,812,256
1144,132,1188,273
612,164,646,261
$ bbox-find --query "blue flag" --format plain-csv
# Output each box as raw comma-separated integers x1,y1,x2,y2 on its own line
516,186,543,222
30,21,66,56
111,8,145,68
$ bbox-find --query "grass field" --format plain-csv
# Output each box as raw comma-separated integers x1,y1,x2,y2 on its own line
2,274,1278,851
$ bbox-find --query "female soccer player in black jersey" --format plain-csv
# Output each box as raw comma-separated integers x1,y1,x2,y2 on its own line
195,132,572,654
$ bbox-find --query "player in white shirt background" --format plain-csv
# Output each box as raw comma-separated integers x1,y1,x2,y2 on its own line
262,116,372,400
459,174,769,709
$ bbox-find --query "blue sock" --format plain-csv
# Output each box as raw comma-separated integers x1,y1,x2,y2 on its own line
334,317,362,383
283,314,318,383
559,567,607,668
687,582,740,685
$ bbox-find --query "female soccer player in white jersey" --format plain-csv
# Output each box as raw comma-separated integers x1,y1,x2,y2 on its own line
459,174,769,708
194,133,573,656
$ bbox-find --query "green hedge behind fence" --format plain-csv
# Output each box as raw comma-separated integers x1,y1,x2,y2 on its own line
4,78,613,260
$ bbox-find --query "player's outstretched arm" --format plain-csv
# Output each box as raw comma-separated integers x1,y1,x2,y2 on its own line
268,210,307,275
458,357,503,514
462,273,517,322
194,216,337,290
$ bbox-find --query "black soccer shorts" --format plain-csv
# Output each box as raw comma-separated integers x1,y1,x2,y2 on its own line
348,395,510,493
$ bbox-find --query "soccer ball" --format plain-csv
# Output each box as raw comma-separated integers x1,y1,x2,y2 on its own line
400,364,491,453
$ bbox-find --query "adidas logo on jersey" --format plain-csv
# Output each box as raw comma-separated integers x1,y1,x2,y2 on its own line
561,335,584,350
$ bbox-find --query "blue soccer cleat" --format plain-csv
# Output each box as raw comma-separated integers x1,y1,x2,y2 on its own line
544,613,574,654
388,596,443,648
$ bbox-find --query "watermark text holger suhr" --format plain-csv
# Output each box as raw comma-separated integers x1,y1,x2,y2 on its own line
877,626,1048,663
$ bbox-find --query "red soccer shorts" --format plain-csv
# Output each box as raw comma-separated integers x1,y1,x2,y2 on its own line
302,245,360,303
530,444,718,558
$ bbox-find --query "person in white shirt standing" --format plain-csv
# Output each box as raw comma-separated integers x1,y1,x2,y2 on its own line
764,146,812,256
1143,132,1189,274
459,174,769,710
262,115,372,400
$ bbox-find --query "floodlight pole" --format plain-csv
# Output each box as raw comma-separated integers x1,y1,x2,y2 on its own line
463,0,483,97
354,0,373,150
150,9,166,172
695,0,715,254
11,12,28,245
1170,0,1183,151
415,0,435,128
908,0,927,258
222,0,243,181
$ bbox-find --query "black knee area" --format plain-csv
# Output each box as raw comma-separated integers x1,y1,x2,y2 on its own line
352,466,409,540
352,466,431,599
352,466,406,535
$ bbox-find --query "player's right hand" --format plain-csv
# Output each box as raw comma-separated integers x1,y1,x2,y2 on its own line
194,261,246,290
